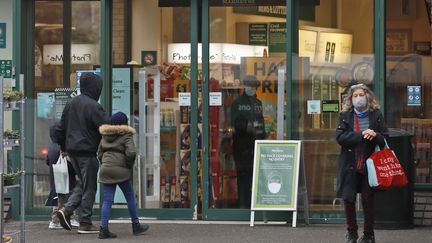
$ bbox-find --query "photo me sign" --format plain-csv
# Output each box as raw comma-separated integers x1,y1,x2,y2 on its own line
43,44,99,65
167,43,267,65
250,140,301,227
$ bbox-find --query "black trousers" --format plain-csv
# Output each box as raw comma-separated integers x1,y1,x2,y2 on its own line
64,156,99,224
344,173,374,234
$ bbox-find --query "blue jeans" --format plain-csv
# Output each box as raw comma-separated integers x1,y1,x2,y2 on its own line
100,179,139,228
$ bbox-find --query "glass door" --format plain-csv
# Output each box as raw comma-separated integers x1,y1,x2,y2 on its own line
31,0,101,210
202,1,291,220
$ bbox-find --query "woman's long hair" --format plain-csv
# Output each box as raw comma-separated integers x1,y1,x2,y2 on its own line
342,83,380,112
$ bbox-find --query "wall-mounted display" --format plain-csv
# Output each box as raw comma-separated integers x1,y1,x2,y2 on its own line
315,32,353,64
299,29,318,62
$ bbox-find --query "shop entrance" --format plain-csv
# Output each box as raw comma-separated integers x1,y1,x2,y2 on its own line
133,1,294,221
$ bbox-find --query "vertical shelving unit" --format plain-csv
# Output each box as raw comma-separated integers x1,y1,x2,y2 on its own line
138,67,161,208
0,75,26,242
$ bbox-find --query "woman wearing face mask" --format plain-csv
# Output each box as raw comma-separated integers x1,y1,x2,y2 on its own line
336,83,388,243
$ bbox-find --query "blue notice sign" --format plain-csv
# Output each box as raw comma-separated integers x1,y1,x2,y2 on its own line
407,85,421,106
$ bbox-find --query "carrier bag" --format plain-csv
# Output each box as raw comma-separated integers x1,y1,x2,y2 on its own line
52,154,69,194
366,139,408,189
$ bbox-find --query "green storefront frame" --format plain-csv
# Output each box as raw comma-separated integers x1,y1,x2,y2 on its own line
9,0,431,222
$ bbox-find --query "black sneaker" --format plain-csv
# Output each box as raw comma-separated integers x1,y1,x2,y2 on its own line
132,222,149,235
98,226,117,239
345,229,358,243
359,232,375,243
78,222,99,234
55,208,72,231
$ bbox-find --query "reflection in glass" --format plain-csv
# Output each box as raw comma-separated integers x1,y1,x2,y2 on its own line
385,0,432,184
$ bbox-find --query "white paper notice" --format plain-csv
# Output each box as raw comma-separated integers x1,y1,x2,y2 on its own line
178,92,191,106
209,92,222,106
307,100,321,114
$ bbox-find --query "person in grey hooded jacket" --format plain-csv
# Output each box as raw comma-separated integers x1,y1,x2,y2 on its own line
55,72,109,233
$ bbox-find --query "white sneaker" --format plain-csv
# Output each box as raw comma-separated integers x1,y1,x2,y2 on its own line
71,219,80,228
48,221,63,229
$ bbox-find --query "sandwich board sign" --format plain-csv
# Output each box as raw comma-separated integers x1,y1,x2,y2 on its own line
250,140,301,227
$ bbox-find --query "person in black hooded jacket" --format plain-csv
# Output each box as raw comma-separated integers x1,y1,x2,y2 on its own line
55,72,109,233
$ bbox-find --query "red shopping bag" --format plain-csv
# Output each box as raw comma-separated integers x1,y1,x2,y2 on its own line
366,140,408,189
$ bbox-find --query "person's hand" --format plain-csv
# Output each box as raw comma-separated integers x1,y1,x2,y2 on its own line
362,129,376,140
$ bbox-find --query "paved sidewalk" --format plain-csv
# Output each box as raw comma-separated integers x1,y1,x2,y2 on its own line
4,220,432,243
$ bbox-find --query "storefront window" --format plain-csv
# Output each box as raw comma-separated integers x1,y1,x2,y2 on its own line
296,0,374,214
385,0,432,184
208,6,281,210
33,1,100,208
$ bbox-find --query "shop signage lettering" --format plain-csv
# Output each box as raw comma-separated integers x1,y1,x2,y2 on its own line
252,60,285,94
171,52,219,62
257,6,286,15
221,0,255,5
47,54,92,63
249,23,268,46
168,43,266,64
43,44,99,65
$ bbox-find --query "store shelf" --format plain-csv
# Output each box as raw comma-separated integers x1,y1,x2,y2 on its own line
4,184,20,190
161,149,176,153
161,126,176,131
3,106,20,111
3,139,20,147
1,76,26,242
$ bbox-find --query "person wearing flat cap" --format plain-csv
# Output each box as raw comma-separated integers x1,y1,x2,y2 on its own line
230,75,266,208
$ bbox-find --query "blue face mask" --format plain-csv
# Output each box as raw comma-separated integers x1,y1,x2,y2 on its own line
244,86,256,96
352,96,367,109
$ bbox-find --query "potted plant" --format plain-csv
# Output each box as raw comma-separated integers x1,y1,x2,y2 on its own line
3,89,24,108
3,171,20,186
3,129,20,146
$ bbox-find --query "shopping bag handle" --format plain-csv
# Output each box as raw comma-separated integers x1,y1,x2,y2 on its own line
374,137,389,152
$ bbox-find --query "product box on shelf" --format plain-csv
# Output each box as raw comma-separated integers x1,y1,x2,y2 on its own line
161,130,176,150
180,175,189,208
180,124,191,150
180,149,191,176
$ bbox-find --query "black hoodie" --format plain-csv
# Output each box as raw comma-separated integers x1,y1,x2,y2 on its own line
56,73,109,156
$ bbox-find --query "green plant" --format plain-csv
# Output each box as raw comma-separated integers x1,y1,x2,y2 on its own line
3,129,20,139
3,89,24,102
3,171,19,186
